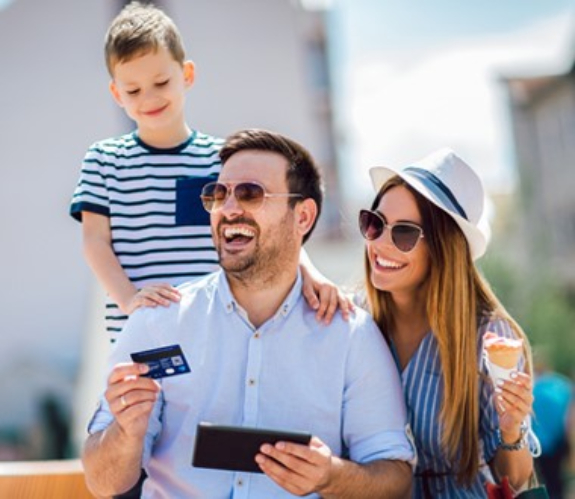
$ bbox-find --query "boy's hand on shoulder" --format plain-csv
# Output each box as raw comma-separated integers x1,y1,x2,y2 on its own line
300,266,354,324
125,284,181,315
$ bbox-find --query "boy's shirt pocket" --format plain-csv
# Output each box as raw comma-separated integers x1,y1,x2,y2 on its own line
175,176,216,226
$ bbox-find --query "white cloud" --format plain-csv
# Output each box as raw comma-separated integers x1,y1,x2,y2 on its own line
342,11,573,202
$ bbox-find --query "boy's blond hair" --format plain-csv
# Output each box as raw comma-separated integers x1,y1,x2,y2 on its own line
104,1,186,75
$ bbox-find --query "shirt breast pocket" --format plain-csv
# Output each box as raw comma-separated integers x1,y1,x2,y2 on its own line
175,176,216,226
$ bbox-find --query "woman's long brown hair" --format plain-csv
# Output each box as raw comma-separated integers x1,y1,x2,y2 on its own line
364,177,532,485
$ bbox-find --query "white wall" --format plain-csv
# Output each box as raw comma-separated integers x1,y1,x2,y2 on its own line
0,0,340,455
0,0,118,432
171,0,323,154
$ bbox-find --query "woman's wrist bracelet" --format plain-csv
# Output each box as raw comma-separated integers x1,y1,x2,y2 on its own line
498,421,528,451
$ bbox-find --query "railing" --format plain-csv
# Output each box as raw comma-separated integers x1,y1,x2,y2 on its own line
0,458,95,498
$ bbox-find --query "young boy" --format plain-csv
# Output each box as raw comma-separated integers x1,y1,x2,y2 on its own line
70,2,347,343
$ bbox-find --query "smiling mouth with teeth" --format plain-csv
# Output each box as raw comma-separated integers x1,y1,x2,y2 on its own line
375,256,405,270
223,226,256,243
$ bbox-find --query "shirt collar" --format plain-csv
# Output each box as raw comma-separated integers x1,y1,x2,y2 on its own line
216,268,303,321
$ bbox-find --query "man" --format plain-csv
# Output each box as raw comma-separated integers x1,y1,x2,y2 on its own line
82,129,415,498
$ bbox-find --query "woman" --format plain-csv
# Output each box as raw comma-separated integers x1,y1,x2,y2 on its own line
359,148,540,497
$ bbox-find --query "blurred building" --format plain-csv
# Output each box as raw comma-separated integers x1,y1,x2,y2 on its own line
0,0,341,457
500,59,575,289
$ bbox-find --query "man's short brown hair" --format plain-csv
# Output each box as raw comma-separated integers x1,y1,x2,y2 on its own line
219,129,324,244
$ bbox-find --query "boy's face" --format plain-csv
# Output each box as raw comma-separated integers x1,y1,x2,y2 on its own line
109,46,194,135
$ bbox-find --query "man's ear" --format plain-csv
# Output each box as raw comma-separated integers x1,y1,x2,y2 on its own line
295,198,318,238
183,60,195,88
109,80,124,108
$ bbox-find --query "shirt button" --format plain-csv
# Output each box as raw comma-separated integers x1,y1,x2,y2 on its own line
254,332,260,339
248,379,256,386
237,478,243,486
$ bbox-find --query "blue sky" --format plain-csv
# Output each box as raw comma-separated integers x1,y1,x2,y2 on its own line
328,0,575,202
338,0,574,52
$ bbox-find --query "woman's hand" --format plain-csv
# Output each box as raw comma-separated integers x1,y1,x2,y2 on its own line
300,264,354,324
494,372,533,443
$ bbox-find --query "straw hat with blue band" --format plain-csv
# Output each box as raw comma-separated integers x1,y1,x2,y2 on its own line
368,148,490,260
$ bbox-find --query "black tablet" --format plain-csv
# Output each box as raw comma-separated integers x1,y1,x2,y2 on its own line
191,422,312,473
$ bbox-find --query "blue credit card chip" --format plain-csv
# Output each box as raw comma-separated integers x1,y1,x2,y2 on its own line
130,344,191,379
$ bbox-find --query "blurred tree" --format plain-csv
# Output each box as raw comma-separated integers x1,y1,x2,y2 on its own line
481,254,575,377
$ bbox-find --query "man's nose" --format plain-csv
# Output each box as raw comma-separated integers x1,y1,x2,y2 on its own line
220,189,244,216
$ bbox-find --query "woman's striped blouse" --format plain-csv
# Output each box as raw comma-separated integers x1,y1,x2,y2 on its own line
392,316,539,497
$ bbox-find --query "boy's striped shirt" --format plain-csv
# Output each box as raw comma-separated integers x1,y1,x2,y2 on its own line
70,130,222,341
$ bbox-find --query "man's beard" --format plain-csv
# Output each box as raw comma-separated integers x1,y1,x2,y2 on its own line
217,211,296,286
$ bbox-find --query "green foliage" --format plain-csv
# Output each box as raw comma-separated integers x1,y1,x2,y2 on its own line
521,286,575,376
480,253,575,377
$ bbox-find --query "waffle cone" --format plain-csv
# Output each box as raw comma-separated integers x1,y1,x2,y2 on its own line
483,332,522,369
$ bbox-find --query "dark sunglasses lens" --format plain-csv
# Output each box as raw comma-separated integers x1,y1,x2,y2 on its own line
235,182,265,209
200,182,227,212
359,210,383,240
391,225,421,252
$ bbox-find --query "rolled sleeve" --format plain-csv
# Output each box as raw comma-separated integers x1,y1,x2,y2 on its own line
480,403,500,463
352,427,417,466
343,313,416,465
526,425,542,457
85,308,165,466
87,399,114,435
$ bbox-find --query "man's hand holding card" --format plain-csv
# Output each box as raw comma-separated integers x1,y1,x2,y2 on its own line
130,344,191,379
104,345,191,438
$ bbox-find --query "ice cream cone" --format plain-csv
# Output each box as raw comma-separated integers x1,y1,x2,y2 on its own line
483,332,523,384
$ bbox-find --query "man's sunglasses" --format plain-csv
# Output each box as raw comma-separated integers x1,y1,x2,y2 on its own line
200,181,303,213
359,209,424,253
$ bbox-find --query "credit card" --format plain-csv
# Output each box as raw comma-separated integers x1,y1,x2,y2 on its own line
130,344,191,379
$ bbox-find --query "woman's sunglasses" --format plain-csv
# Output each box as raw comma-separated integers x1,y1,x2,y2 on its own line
201,181,303,213
359,209,424,253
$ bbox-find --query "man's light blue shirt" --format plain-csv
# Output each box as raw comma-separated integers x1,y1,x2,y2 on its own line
89,269,415,498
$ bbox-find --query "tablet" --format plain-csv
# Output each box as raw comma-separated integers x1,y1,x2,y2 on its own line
191,422,312,473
